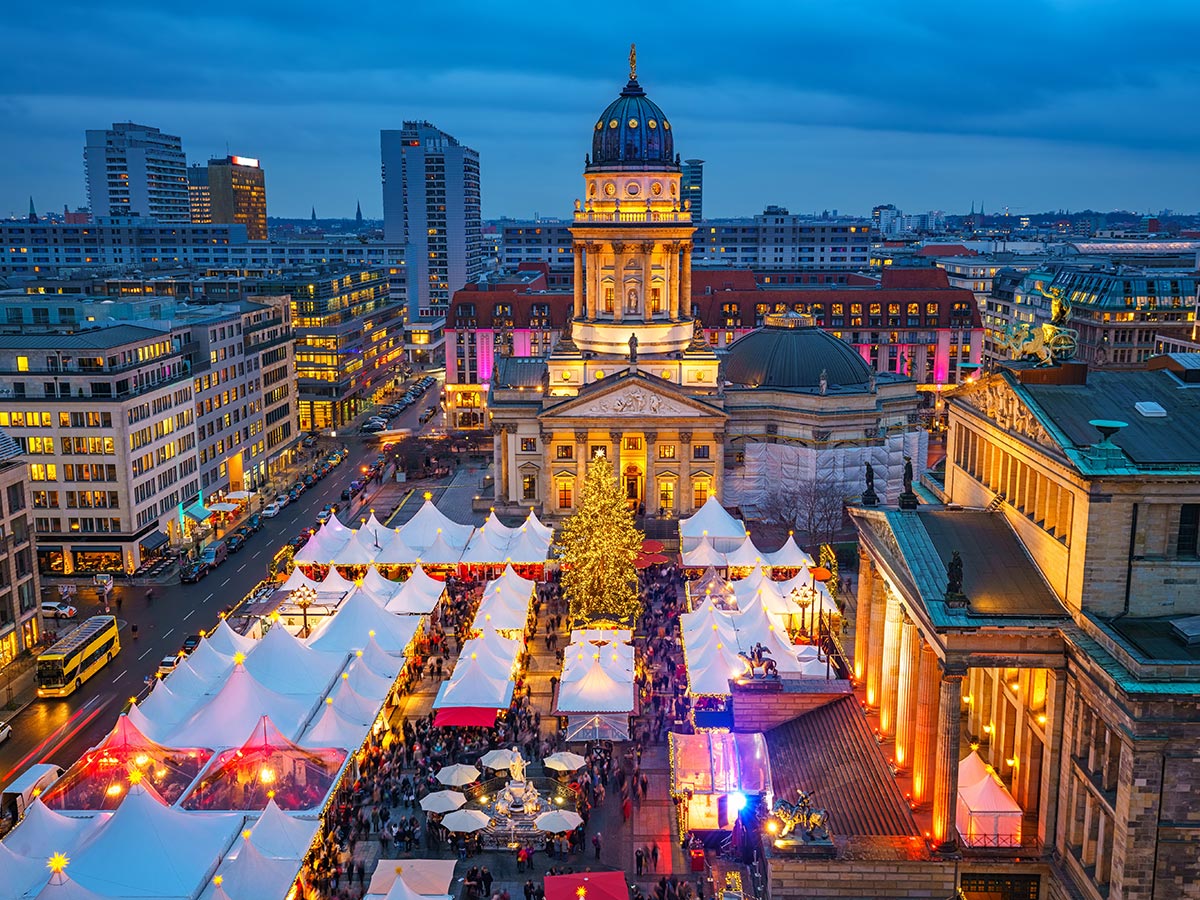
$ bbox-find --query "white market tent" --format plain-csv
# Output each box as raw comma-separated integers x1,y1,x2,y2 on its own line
434,657,514,710
765,533,816,570
680,625,747,696
278,567,321,594
65,783,241,899
164,665,318,747
556,659,635,714
372,529,423,566
306,588,422,656
418,532,463,566
0,839,49,898
326,681,386,725
206,618,258,657
359,566,402,603
956,770,1023,848
723,535,767,569
244,624,345,696
504,526,553,565
460,525,513,565
247,799,320,858
1,798,107,857
523,510,554,543
681,536,726,569
385,565,446,615
207,838,302,900
341,658,397,701
679,497,747,553
397,500,474,552
300,700,372,749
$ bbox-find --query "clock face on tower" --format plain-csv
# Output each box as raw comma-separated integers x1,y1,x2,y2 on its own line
604,182,616,197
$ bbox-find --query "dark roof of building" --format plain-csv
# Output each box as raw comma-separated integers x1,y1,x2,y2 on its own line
724,315,877,392
492,356,548,389
917,244,977,258
588,75,677,173
918,509,1066,617
1022,369,1200,467
766,696,919,837
0,323,167,349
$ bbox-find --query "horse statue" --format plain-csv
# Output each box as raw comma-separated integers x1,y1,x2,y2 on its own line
738,642,778,679
772,789,830,841
996,322,1054,366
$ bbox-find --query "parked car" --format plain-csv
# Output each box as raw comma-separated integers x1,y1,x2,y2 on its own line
247,513,263,532
302,434,319,448
200,542,228,567
340,487,353,501
290,481,306,495
0,720,11,745
419,406,438,423
227,532,246,553
40,601,77,619
263,501,282,518
156,655,183,678
361,422,386,434
180,561,211,583
316,506,333,525
181,634,203,655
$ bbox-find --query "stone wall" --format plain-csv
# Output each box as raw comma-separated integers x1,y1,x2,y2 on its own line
767,855,956,899
731,677,851,733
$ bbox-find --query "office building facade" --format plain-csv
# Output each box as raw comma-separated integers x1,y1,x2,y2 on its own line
206,156,268,240
84,123,189,223
681,158,704,221
0,432,41,677
380,121,485,318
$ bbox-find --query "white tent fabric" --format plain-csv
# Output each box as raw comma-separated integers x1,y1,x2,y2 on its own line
416,532,462,566
211,838,303,900
134,677,203,737
456,638,519,682
67,784,240,899
365,859,457,897
371,529,422,565
460,526,512,565
958,750,993,790
568,629,633,645
358,513,392,546
247,799,320,859
165,666,317,747
435,658,512,709
556,659,635,714
385,565,445,615
358,635,404,679
318,566,357,595
206,619,257,657
299,700,371,749
307,588,421,655
33,873,117,900
523,510,554,543
679,497,747,553
1,799,106,857
326,682,385,726
278,567,321,595
397,500,474,551
504,526,552,564
159,655,223,699
0,839,49,898
765,534,815,569
330,534,378,567
956,772,1022,848
341,659,396,701
245,625,346,696
294,517,352,563
359,566,401,603
681,536,726,568
680,625,747,696
723,535,767,568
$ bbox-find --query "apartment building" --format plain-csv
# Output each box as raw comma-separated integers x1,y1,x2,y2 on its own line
0,431,41,676
84,123,189,223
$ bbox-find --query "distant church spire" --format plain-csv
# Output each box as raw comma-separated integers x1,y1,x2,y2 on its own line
27,196,37,224
355,200,363,227
311,206,317,222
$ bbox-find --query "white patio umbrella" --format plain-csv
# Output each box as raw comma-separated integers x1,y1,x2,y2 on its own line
441,809,491,833
435,764,481,787
419,790,467,814
534,810,583,833
543,751,588,772
479,748,524,771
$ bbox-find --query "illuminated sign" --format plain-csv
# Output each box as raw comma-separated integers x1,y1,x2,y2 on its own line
230,156,260,168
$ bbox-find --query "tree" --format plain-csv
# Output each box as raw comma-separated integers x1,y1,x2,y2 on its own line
555,454,644,625
759,477,850,549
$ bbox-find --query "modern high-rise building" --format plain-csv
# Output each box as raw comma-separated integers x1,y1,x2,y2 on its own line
207,156,268,240
380,121,485,318
84,123,189,222
682,158,704,221
187,165,212,223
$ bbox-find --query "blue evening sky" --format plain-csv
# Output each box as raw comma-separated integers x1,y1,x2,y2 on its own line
3,0,1199,219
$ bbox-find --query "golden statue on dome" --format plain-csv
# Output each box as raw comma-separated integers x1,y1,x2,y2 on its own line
629,43,637,80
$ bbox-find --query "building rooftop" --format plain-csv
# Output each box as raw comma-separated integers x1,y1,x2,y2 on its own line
1022,368,1200,468
0,323,169,349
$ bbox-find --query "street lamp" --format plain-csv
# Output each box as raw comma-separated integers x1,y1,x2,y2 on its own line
293,584,317,638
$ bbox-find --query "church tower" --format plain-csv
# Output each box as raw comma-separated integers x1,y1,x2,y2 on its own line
548,46,718,386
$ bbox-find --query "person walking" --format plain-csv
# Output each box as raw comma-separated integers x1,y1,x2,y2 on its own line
635,846,645,876
592,831,602,860
651,843,660,872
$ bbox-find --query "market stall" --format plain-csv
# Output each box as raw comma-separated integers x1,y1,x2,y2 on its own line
668,731,773,832
679,496,748,553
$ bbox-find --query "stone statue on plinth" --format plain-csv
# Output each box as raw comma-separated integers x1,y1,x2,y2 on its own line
899,454,918,510
509,748,526,784
862,462,879,507
945,550,968,608
628,332,638,365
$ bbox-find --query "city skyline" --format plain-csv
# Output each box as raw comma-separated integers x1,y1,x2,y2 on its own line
4,1,1200,220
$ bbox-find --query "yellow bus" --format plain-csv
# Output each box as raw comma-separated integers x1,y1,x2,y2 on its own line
36,616,120,698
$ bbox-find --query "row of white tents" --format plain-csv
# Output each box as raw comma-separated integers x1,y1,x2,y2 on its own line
682,533,816,571
276,564,446,617
680,595,836,696
295,502,554,567
687,566,840,629
555,630,636,742
2,577,428,900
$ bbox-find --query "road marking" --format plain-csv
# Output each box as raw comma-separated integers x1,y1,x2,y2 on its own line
221,578,231,586
163,629,174,639
138,647,155,660
205,593,214,602
184,609,196,621
113,670,126,682
237,563,246,572
252,550,261,558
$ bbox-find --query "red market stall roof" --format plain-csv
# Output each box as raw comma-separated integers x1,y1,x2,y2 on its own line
544,871,628,900
432,706,500,728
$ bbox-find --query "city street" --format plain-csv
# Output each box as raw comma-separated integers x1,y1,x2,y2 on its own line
0,375,444,786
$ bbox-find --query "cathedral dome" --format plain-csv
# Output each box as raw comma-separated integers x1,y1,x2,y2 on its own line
588,74,677,173
724,312,876,391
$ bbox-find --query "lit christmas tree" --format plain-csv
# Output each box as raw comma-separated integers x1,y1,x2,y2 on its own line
556,453,644,625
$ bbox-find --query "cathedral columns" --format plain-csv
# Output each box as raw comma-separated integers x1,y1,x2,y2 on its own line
911,640,941,807
679,431,693,515
713,431,725,500
574,431,588,502
497,423,515,502
645,432,657,513
680,242,693,320
932,664,966,850
612,242,625,324
587,243,601,321
878,594,904,739
641,242,654,322
572,243,584,319
865,574,888,709
853,550,874,682
894,616,921,771
609,430,623,489
667,242,680,320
